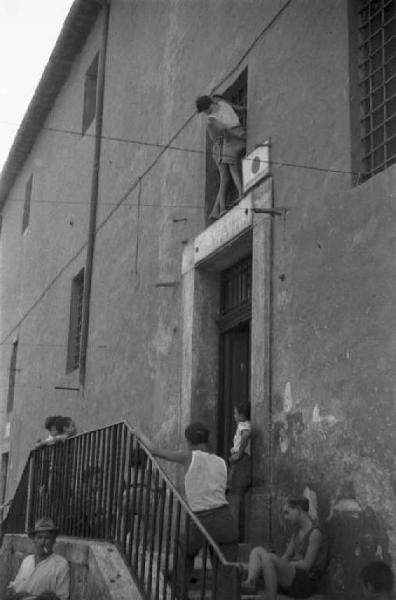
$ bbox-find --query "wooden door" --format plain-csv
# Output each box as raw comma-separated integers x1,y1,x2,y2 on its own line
218,321,250,459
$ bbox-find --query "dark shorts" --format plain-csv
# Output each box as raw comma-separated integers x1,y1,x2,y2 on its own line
279,568,318,598
228,454,251,493
187,504,238,559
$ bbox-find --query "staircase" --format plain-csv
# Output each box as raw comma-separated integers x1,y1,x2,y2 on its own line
0,421,241,600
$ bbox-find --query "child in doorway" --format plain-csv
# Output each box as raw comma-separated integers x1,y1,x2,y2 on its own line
227,402,252,539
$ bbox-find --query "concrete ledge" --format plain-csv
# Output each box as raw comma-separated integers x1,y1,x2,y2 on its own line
87,540,141,600
183,177,272,273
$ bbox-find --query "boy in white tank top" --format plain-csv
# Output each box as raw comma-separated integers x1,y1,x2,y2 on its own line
134,421,238,599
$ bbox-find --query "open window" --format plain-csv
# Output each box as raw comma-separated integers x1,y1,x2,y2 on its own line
204,69,248,222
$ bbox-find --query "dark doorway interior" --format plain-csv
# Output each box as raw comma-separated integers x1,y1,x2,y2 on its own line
218,321,250,459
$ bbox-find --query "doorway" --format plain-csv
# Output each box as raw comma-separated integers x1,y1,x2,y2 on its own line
218,321,250,459
217,256,252,459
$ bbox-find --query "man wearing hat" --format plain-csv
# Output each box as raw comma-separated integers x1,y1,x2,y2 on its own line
6,517,69,600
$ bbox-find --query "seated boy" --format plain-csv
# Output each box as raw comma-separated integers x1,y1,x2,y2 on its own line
242,496,327,599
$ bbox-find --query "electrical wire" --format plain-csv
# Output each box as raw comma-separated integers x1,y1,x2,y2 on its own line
0,0,299,347
0,121,356,185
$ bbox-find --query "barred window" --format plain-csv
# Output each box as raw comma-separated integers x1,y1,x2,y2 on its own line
22,175,33,233
6,340,18,413
82,53,99,135
66,269,84,373
220,256,251,316
0,452,9,505
358,0,396,177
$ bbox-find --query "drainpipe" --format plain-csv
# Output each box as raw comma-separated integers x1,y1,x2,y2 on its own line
268,191,275,546
79,0,110,386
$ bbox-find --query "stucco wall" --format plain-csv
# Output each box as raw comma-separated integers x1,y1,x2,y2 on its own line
0,13,104,485
271,164,396,596
1,2,396,596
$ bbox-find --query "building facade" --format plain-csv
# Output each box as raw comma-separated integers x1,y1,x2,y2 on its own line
1,0,396,595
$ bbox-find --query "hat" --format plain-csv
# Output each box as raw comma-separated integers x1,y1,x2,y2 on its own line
30,517,59,536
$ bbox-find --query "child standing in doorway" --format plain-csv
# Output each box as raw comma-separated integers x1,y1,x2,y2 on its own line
227,402,252,539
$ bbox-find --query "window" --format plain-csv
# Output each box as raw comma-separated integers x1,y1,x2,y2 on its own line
224,69,248,129
357,0,396,177
66,269,84,373
219,255,252,330
205,69,248,220
82,53,99,135
22,175,33,233
0,453,9,504
6,340,18,413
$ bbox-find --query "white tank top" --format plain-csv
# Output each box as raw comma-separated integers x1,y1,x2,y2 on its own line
185,450,228,512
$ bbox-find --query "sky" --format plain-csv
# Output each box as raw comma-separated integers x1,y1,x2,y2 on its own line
0,0,75,171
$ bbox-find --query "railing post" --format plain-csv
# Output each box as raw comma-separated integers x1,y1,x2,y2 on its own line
25,453,35,533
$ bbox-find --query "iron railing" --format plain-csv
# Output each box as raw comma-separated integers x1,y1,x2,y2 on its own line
2,421,240,600
0,458,30,537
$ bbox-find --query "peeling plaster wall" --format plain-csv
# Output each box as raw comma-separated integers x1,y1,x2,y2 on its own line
1,2,396,596
271,169,396,595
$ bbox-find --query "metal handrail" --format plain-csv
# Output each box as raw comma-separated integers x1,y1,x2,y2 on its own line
125,421,238,563
2,420,241,600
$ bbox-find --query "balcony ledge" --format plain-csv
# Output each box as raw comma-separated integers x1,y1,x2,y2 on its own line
182,176,272,275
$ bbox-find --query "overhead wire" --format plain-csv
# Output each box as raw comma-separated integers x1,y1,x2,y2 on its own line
0,121,356,183
0,0,301,347
0,196,279,352
3,165,367,356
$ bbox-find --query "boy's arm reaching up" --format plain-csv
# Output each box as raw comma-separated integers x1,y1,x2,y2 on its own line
132,428,191,468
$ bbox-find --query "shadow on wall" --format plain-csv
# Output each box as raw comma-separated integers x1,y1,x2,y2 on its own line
326,500,390,597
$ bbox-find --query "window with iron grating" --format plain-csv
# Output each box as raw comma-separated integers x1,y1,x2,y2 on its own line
358,0,396,177
82,53,99,135
66,269,84,373
220,256,252,317
6,340,18,413
22,175,33,234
